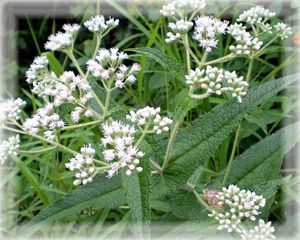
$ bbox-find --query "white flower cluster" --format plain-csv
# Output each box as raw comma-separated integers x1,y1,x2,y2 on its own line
84,15,119,34
0,135,20,164
47,71,93,108
101,121,144,178
228,23,263,55
165,19,193,43
126,106,173,134
241,219,276,240
65,144,95,185
0,98,26,123
223,71,248,103
193,16,229,52
45,24,81,51
160,0,206,17
208,185,267,235
23,103,65,141
87,48,141,89
25,56,49,84
237,5,276,26
274,23,292,40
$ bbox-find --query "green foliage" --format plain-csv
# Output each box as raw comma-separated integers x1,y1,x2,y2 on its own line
17,175,125,238
161,73,299,193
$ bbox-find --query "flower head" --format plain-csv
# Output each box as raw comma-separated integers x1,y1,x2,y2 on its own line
84,15,119,33
0,98,26,123
0,135,20,164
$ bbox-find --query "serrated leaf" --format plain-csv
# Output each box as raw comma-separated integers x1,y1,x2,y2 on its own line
41,52,64,76
121,142,151,240
129,47,187,86
168,189,206,220
216,122,300,189
38,150,55,185
172,96,199,123
16,175,125,238
162,73,300,194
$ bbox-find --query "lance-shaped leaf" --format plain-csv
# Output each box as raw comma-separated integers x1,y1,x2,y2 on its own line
216,122,300,189
121,142,151,240
162,73,299,193
16,175,125,238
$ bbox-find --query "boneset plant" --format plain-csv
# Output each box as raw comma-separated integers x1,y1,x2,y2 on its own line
0,0,299,239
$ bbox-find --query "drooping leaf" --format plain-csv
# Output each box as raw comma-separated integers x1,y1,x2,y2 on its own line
121,142,151,240
38,149,56,185
162,73,299,194
17,175,125,238
129,47,187,86
172,96,199,123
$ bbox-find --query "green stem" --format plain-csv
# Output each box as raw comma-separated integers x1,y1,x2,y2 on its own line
85,34,102,78
222,123,241,186
190,92,211,99
246,56,254,85
17,146,57,154
204,53,235,66
60,119,103,130
162,121,181,170
193,189,210,209
150,159,163,172
26,15,41,55
255,35,278,56
103,87,111,119
135,121,151,147
184,34,191,74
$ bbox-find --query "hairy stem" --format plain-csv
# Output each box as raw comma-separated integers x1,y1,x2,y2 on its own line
162,121,181,170
222,123,241,186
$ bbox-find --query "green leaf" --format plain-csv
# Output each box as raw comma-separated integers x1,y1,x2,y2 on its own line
129,47,187,86
121,142,151,240
172,96,199,123
158,219,219,239
16,175,125,238
168,189,206,220
38,152,52,185
217,122,300,189
245,107,267,135
41,52,64,76
162,73,300,194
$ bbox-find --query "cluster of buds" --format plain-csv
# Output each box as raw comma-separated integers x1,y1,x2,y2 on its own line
160,0,206,18
65,144,95,185
193,16,229,52
237,5,276,27
0,135,20,164
0,98,26,123
223,71,248,103
165,19,193,43
241,219,276,240
274,23,292,40
45,24,81,51
186,66,248,102
207,185,271,239
22,103,65,140
228,23,263,55
126,106,173,134
84,15,119,34
25,56,49,84
87,48,141,89
101,121,144,178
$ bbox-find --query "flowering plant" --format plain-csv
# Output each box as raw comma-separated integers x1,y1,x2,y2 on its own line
1,0,299,239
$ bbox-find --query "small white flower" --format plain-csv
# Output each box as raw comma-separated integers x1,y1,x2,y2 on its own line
0,135,20,164
274,22,292,40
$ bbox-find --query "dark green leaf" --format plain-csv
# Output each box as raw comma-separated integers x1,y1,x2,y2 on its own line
16,175,125,238
41,52,64,76
172,96,199,123
121,142,151,240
